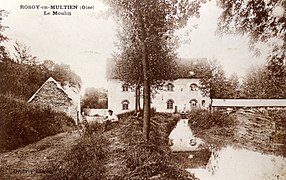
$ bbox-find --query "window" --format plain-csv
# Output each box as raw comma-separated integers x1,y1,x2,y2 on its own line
167,99,174,109
122,84,128,92
202,100,206,107
166,83,174,91
122,100,129,110
190,83,198,91
190,99,198,107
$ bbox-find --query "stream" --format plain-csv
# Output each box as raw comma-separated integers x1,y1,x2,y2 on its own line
169,119,286,180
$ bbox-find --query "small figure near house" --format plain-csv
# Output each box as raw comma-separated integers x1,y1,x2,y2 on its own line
180,105,188,119
104,110,119,131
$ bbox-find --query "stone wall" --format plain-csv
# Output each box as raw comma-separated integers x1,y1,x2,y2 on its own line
30,81,75,120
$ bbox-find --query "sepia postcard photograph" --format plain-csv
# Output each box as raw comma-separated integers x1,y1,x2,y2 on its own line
0,0,285,179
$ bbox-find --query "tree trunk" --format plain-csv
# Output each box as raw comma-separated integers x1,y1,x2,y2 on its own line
135,78,141,111
142,55,150,141
139,13,150,141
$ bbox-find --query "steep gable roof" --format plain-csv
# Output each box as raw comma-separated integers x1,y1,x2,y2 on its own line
28,77,73,103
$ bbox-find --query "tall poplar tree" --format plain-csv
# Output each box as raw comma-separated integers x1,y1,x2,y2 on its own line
105,0,206,140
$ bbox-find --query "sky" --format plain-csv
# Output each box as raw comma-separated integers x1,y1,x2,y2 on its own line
1,0,270,93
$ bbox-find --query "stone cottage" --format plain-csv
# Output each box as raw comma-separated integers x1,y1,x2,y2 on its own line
28,77,80,124
106,58,211,115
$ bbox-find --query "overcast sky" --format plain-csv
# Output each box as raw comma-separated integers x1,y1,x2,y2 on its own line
1,0,269,93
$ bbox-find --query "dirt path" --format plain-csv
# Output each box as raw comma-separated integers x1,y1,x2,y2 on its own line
0,131,81,180
103,127,127,180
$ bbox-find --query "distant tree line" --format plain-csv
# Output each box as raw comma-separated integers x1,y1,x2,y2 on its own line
81,87,108,109
0,10,81,100
217,0,286,99
0,43,81,100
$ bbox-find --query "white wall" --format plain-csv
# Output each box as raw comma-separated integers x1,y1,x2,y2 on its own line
152,79,210,113
108,79,136,115
108,78,210,115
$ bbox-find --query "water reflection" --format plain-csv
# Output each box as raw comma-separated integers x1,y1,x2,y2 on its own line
169,119,203,152
187,146,286,180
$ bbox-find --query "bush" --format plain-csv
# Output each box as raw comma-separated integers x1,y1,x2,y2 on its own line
187,110,235,136
0,94,75,152
117,110,136,119
188,110,234,129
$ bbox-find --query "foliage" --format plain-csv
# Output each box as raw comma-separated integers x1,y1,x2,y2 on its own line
81,87,108,109
197,59,236,99
13,41,37,65
105,0,207,140
241,65,268,98
0,52,81,100
46,61,82,90
0,9,8,60
107,0,205,87
217,0,286,97
217,0,285,58
0,94,75,152
188,110,235,137
225,73,240,98
241,65,286,98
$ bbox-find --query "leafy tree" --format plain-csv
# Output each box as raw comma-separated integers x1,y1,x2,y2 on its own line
241,65,268,98
13,41,37,65
217,0,286,97
81,87,108,109
198,59,228,99
242,65,286,99
50,63,82,91
225,73,240,99
217,0,285,58
105,0,206,141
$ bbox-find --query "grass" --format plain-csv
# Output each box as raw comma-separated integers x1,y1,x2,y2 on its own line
47,123,109,180
0,94,75,152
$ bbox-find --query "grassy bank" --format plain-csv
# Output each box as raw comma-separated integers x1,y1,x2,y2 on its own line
188,109,286,157
187,110,235,148
0,94,75,152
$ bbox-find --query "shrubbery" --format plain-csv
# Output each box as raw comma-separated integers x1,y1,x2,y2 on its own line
187,110,235,136
0,94,75,152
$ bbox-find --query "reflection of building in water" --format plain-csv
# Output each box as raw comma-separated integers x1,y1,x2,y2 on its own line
206,146,220,175
168,119,204,152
